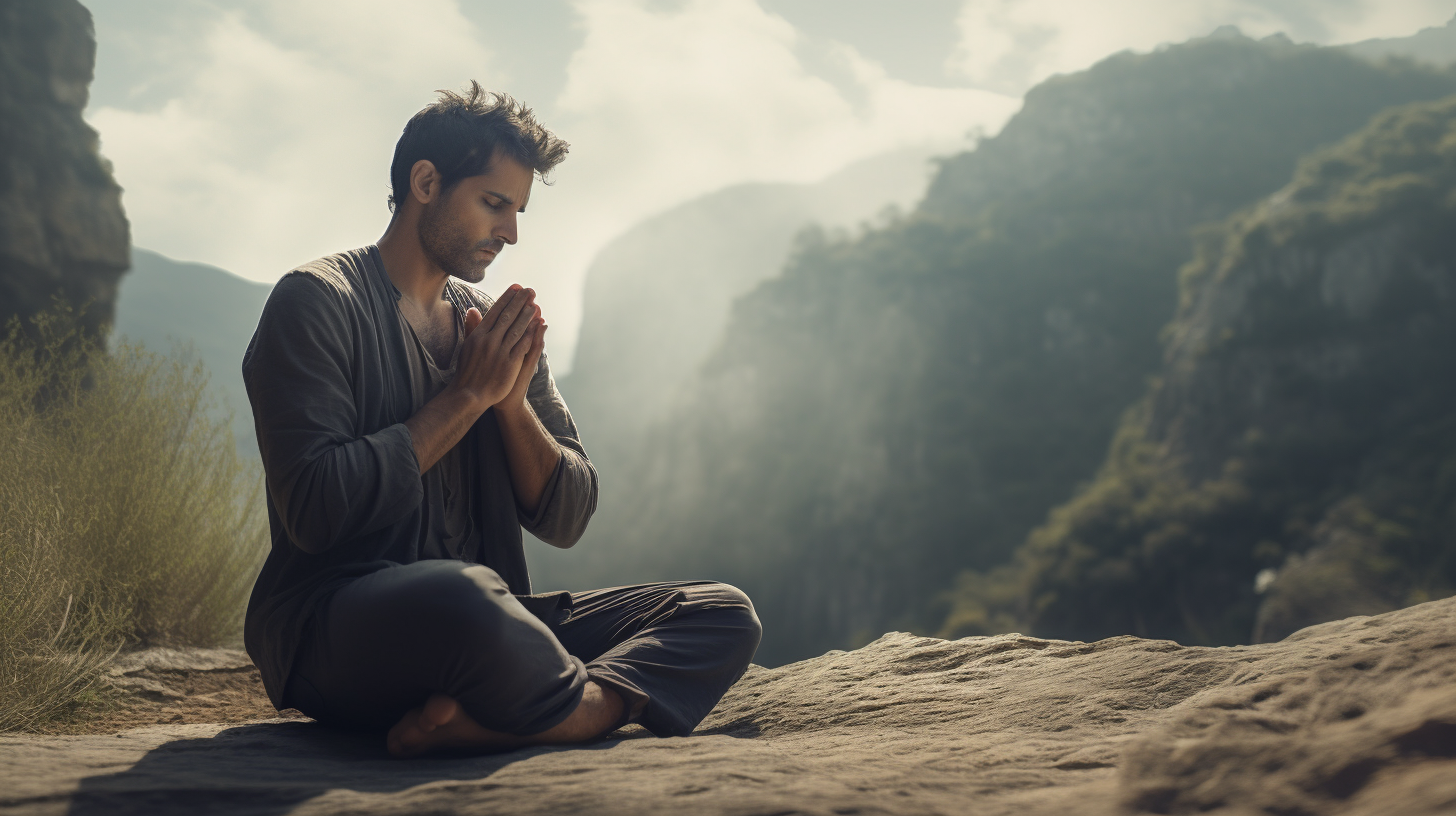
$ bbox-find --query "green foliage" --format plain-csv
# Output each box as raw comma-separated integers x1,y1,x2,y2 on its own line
568,33,1456,664
0,310,267,731
958,96,1456,646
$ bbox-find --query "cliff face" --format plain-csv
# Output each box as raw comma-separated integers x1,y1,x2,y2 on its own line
561,30,1456,665
537,149,936,589
985,96,1456,646
0,0,129,339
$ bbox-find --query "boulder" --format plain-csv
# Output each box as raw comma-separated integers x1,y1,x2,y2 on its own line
2,597,1453,815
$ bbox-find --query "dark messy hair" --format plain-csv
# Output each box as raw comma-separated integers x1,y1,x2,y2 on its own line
388,81,569,211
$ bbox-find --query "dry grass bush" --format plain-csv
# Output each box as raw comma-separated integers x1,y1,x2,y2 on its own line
0,311,267,731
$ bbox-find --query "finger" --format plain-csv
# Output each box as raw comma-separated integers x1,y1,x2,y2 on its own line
463,307,483,336
500,291,538,347
522,323,547,367
481,284,523,332
489,287,535,340
481,289,517,332
510,317,544,359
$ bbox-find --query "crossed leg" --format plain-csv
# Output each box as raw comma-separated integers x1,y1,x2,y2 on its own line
283,560,761,757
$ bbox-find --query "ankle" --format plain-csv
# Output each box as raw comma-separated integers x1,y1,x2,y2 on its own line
591,682,627,732
533,680,626,744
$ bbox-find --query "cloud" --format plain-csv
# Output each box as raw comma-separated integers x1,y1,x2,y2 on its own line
96,0,1451,371
93,0,1019,371
487,0,1020,368
89,0,498,288
947,0,1456,94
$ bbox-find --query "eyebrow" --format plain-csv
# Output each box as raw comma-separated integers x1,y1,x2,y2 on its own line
484,189,527,213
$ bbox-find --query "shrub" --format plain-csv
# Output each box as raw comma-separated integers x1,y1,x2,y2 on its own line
0,310,267,731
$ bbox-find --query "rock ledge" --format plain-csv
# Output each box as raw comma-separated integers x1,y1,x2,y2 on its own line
3,599,1454,815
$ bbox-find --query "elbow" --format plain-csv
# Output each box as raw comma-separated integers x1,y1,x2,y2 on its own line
538,523,588,550
274,468,347,555
526,451,598,549
263,425,424,557
282,513,339,555
534,491,597,550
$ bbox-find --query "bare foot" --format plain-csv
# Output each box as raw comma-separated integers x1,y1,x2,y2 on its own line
385,682,628,759
386,694,521,758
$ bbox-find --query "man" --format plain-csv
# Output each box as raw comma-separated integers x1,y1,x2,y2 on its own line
242,83,762,757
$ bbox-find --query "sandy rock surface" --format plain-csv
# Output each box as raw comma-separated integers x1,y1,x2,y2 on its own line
77,647,299,734
3,598,1454,816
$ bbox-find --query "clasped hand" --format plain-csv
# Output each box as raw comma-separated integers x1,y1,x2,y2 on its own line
449,284,546,414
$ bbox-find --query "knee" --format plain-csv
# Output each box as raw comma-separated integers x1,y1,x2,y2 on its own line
698,582,763,654
395,562,513,642
406,562,508,605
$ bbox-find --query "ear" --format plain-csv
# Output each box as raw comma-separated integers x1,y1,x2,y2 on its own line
409,159,441,205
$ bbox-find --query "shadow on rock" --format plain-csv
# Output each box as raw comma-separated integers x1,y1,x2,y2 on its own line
65,720,637,816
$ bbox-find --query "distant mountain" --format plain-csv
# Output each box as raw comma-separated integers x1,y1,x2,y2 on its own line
955,95,1456,646
560,147,937,438
533,148,943,584
112,248,271,453
553,30,1456,665
1347,14,1456,67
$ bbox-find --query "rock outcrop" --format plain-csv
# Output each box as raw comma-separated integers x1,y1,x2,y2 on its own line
970,94,1456,649
0,0,129,340
2,597,1453,815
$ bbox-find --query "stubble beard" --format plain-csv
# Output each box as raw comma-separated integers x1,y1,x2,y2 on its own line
418,197,491,285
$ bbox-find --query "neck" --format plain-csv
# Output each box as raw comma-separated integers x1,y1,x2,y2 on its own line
377,213,448,307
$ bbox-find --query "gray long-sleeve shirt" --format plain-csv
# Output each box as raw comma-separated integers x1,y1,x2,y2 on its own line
241,245,597,708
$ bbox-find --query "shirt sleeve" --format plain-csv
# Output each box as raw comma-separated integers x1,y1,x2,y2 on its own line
243,272,423,555
516,350,599,548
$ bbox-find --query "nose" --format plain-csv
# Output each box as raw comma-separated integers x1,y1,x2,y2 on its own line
497,212,518,246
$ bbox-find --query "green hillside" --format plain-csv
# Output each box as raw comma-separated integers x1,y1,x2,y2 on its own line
560,31,1456,665
948,95,1456,646
112,248,271,454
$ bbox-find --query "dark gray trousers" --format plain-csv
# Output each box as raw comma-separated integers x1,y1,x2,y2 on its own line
282,560,762,738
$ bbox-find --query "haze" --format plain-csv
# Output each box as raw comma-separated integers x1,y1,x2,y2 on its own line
84,0,1453,370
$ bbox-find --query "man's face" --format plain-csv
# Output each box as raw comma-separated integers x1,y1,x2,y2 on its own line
417,153,534,284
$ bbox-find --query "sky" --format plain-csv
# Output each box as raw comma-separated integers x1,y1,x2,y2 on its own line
83,0,1456,372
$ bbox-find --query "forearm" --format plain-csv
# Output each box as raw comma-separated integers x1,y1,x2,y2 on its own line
265,423,424,554
405,387,484,473
495,400,562,516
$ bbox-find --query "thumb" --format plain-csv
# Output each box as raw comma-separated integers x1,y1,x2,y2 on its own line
464,307,483,336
